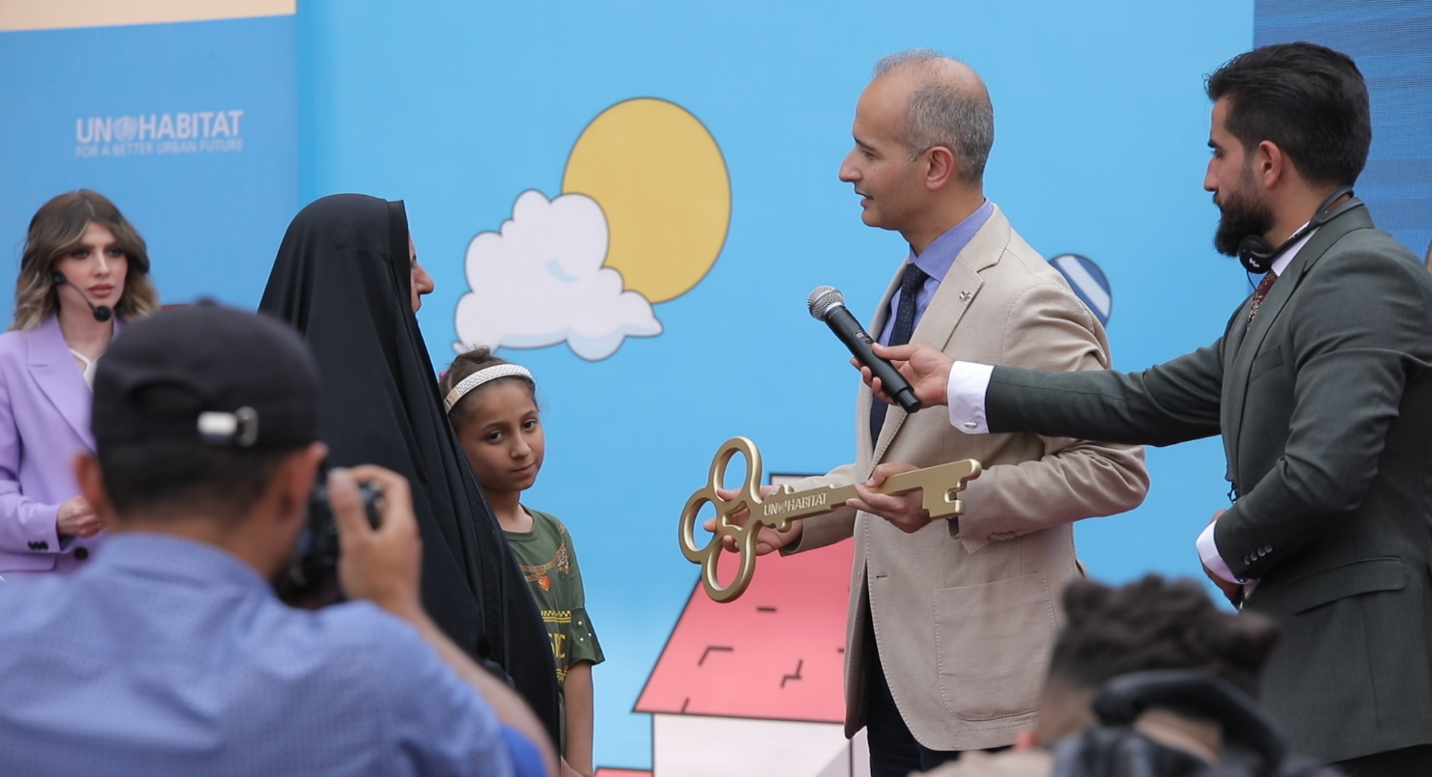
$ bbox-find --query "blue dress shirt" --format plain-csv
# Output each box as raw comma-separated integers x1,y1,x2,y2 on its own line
0,533,533,777
876,200,994,345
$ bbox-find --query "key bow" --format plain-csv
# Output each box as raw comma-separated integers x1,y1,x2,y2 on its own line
677,437,781,603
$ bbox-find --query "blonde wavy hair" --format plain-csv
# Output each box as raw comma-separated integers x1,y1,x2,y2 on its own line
13,190,159,331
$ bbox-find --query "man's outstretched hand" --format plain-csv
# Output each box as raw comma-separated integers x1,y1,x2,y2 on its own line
856,343,955,408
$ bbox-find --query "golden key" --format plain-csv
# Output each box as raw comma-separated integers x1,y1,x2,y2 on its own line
678,436,982,603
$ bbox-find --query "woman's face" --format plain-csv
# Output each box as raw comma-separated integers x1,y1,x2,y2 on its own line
53,222,127,317
409,236,434,312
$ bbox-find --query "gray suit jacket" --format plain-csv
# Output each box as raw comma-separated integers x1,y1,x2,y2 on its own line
984,206,1432,763
790,206,1148,750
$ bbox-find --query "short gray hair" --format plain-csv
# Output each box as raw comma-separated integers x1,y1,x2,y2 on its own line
872,49,995,181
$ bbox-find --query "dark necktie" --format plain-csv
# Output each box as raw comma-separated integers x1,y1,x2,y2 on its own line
869,262,929,449
1246,271,1277,326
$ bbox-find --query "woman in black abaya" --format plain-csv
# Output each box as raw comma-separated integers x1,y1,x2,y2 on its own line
260,194,559,742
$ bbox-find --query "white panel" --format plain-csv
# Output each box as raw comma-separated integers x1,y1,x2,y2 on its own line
653,714,849,777
0,1,295,32
851,728,870,777
813,742,850,777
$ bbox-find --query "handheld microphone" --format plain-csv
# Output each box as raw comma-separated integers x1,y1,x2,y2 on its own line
51,271,112,323
808,286,921,413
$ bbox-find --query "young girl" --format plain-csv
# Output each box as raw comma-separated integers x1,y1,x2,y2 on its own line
441,348,603,777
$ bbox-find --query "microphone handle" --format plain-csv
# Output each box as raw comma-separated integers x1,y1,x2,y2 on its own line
824,306,922,413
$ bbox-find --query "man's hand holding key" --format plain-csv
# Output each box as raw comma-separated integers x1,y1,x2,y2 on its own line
681,437,981,601
702,484,804,556
704,464,939,544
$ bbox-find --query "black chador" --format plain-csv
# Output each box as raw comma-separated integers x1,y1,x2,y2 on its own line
261,194,560,743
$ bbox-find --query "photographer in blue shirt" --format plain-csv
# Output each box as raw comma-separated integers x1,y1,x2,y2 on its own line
0,304,553,777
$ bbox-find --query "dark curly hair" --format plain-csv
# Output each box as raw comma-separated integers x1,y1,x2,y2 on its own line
1049,575,1279,698
438,346,537,428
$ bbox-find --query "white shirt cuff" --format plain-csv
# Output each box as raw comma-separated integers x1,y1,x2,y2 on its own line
1196,521,1244,584
947,361,994,434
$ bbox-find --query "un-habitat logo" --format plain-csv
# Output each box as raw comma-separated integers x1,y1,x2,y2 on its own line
74,111,244,158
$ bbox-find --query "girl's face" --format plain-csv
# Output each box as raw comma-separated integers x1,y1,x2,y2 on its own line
456,379,544,497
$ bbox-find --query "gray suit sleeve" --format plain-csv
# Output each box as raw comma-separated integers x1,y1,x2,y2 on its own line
984,342,1225,447
956,280,1149,541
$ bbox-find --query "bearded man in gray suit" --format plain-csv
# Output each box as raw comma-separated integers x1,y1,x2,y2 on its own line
870,43,1432,775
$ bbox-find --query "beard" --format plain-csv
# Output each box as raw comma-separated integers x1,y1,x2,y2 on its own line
1212,171,1275,257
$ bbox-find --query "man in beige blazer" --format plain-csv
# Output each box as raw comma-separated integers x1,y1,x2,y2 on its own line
746,51,1148,776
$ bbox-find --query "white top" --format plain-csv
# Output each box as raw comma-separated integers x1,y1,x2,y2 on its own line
69,349,98,390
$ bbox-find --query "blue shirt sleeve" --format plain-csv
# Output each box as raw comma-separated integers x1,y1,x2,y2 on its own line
349,604,516,777
499,725,545,777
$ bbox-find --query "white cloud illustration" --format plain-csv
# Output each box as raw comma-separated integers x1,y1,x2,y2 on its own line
453,190,662,361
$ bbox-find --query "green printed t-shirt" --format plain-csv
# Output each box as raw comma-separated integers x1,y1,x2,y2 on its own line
505,508,604,750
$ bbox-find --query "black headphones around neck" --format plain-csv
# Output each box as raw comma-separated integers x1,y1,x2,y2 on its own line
1237,185,1363,274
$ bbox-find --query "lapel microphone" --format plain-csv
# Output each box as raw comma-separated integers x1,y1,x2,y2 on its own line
51,271,113,323
1236,185,1364,274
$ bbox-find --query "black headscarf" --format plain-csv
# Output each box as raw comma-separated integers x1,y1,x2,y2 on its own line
260,194,559,741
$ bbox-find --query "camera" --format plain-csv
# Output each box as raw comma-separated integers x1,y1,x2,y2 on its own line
276,471,383,603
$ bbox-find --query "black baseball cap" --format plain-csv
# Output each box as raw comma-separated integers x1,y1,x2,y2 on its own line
92,303,320,448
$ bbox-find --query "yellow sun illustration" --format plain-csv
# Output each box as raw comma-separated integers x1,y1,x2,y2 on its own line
561,98,731,304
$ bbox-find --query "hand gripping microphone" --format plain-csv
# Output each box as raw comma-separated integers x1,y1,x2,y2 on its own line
808,286,922,413
51,271,113,322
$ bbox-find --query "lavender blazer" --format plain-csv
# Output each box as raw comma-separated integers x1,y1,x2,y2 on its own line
0,316,110,576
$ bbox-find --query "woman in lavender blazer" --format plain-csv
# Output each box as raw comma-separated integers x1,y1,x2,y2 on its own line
0,191,159,580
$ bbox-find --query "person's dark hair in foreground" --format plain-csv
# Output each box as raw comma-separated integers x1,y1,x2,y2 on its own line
921,576,1342,777
0,304,554,777
1046,575,1274,705
259,194,561,744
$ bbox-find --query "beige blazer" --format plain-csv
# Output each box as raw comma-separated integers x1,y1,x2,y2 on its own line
790,206,1148,751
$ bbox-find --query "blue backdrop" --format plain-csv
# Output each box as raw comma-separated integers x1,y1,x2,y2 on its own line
7,1,1428,770
1255,0,1432,260
296,2,1252,766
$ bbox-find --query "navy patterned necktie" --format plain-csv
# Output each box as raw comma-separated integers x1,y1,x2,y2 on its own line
870,262,929,449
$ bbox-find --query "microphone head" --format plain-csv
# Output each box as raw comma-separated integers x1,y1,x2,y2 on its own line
93,306,113,323
807,286,846,321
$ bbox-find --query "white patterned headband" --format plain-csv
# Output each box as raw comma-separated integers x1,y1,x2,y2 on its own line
443,364,533,414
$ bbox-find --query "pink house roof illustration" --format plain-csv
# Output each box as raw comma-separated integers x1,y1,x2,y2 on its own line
634,538,854,723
